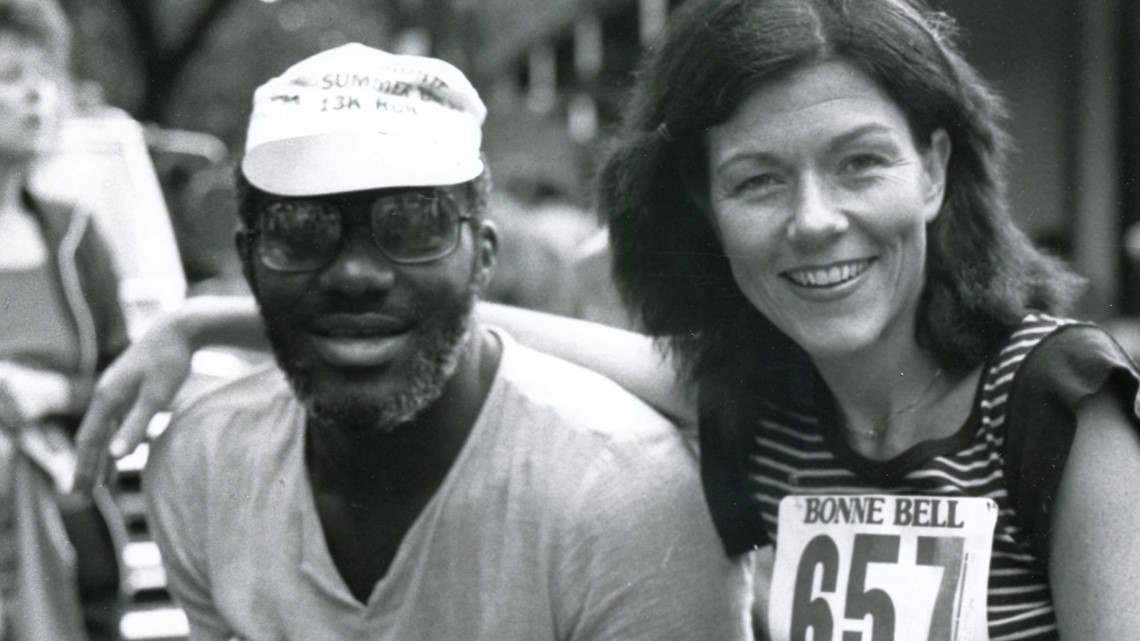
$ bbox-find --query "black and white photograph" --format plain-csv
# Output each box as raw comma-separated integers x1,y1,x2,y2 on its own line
1,0,1138,639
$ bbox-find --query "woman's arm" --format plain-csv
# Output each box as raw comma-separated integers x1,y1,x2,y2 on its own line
73,298,697,491
476,301,695,425
72,296,265,491
1049,390,1140,639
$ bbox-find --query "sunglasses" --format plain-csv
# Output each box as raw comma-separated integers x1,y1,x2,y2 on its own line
252,189,473,272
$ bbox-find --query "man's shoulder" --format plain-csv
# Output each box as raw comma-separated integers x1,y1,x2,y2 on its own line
170,364,292,425
148,365,297,474
492,331,680,445
478,332,700,509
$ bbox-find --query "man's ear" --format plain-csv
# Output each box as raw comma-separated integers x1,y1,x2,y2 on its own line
472,220,498,290
922,129,952,222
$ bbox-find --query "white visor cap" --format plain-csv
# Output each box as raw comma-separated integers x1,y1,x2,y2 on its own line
242,43,486,196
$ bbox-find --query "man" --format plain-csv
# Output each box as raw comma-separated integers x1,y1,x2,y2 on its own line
143,43,751,640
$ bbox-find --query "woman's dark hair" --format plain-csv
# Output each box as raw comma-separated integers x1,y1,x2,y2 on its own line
599,0,1083,385
0,0,71,66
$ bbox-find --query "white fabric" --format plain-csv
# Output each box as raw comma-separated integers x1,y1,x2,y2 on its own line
242,43,485,195
145,329,752,641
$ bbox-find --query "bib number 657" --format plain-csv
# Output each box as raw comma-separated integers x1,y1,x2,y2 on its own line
790,533,964,641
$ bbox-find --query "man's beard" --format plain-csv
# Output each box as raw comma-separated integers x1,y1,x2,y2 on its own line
262,284,477,433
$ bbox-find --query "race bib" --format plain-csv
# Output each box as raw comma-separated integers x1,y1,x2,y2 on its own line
768,494,997,641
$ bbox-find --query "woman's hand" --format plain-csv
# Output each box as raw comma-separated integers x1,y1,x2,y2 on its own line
72,316,194,492
72,295,265,492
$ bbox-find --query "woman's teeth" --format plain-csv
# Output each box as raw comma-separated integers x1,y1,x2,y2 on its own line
785,260,870,287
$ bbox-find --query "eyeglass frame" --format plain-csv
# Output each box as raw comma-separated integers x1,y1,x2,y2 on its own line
241,187,477,272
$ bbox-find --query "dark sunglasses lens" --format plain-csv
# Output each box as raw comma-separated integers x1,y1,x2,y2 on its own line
372,193,458,262
258,201,342,271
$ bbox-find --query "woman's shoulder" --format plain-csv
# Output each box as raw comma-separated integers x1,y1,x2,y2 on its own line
985,313,1137,395
1003,316,1139,435
992,313,1140,560
979,313,1138,448
980,314,1120,393
992,313,1079,355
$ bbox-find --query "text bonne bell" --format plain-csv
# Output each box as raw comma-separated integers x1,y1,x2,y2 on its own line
803,496,966,529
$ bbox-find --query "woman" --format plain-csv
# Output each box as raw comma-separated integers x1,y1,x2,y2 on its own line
74,0,1140,638
596,1,1139,638
0,0,127,639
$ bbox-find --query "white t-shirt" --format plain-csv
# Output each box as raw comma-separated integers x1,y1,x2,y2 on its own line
145,328,752,641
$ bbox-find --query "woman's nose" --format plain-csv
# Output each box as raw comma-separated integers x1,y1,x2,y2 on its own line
786,175,848,247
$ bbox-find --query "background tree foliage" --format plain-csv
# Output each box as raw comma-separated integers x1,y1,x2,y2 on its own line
60,0,400,149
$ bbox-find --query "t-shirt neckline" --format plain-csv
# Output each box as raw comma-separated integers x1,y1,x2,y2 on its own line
293,325,512,611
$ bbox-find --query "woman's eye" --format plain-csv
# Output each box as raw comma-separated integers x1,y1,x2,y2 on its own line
735,173,782,194
842,154,888,173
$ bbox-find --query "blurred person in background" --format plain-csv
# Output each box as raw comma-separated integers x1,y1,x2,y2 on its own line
170,161,248,297
0,0,126,639
1101,221,1140,362
565,228,638,330
481,185,600,318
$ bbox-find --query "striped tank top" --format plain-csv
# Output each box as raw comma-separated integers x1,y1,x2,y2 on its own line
744,315,1085,641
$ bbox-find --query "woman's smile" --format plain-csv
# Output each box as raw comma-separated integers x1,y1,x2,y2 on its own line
781,258,874,288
